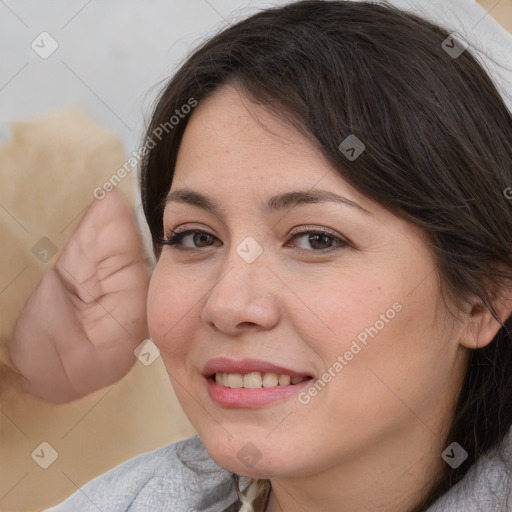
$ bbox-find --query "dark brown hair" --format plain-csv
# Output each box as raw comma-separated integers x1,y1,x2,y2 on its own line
140,1,512,509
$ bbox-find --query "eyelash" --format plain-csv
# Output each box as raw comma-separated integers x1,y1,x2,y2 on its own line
159,226,350,253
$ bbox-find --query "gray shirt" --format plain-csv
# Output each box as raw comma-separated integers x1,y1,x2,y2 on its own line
44,430,512,511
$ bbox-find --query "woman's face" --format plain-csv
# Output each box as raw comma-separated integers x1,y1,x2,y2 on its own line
148,84,468,480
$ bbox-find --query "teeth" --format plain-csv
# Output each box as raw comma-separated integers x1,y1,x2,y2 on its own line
243,372,263,389
262,373,279,387
214,372,307,388
215,373,228,386
278,374,291,386
226,373,243,388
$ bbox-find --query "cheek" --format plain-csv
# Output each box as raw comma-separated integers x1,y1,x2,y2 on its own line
312,269,453,417
147,265,208,430
289,257,450,403
283,265,403,362
147,260,200,364
311,251,443,359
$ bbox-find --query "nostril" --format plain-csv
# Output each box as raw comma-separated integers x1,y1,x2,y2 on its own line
237,321,258,329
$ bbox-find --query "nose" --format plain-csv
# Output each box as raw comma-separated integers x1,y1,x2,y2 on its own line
200,250,281,336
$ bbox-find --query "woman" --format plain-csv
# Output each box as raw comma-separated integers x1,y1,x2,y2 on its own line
18,0,512,510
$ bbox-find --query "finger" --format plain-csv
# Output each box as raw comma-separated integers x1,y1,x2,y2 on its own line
56,189,146,300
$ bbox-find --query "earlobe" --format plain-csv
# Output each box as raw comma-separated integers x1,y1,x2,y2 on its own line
459,292,512,350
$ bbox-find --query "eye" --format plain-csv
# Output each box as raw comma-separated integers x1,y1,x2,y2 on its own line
160,228,221,249
288,227,350,251
159,226,350,252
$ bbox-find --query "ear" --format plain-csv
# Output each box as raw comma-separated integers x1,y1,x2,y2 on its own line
459,288,512,350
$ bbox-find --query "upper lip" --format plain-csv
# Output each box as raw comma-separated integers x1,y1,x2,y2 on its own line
203,357,312,379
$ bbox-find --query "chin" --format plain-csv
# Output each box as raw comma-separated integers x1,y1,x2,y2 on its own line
206,448,278,479
197,428,296,479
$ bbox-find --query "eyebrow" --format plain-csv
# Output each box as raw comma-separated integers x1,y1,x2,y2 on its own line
165,188,373,218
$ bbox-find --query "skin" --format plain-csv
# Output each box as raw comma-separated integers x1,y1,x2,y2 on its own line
7,83,509,509
7,189,150,403
148,83,509,512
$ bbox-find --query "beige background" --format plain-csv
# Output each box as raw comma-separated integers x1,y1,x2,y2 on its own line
0,110,196,512
0,1,510,511
479,0,512,31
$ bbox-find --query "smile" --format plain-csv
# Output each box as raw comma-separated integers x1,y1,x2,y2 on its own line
215,372,308,388
203,358,314,408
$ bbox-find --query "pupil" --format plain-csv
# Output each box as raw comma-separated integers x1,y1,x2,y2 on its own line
194,233,212,247
309,233,331,249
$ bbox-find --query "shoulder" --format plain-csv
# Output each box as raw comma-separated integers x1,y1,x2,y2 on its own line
426,427,512,511
43,436,244,512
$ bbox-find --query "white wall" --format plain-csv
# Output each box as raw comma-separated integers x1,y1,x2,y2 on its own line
0,0,290,154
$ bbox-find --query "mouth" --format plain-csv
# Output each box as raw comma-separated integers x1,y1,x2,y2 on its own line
203,358,314,408
210,372,311,388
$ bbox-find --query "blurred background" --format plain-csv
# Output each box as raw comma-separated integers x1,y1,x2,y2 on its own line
0,1,510,511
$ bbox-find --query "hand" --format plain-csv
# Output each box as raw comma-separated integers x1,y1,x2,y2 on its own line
7,189,151,403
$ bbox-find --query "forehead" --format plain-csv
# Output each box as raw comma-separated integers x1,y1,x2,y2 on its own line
170,84,379,218
175,84,325,178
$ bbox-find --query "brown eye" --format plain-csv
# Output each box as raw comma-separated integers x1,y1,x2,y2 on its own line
307,233,333,250
193,232,216,247
161,229,221,249
290,229,349,251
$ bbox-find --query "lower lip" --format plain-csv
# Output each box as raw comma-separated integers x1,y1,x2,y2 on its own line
206,377,313,408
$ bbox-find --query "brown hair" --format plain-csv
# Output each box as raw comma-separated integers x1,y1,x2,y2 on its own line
140,1,512,509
